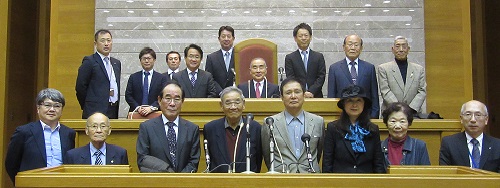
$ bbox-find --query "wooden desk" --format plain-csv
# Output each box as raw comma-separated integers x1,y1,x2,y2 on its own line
16,165,500,188
61,98,463,173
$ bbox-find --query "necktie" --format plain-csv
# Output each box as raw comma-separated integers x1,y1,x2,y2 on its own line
142,71,150,105
471,138,480,168
301,51,308,73
190,71,196,87
224,52,230,71
349,61,358,84
255,82,261,98
166,122,177,167
104,57,118,103
94,150,103,165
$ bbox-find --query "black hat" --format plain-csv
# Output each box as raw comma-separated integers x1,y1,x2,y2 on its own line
337,85,372,110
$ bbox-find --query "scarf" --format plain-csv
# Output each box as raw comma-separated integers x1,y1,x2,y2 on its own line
345,122,370,153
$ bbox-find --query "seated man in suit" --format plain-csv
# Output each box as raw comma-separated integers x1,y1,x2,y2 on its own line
205,26,236,94
204,87,262,173
261,78,324,173
5,88,76,185
65,112,128,165
126,47,168,117
328,34,380,118
163,51,181,79
285,23,326,98
136,82,200,173
172,44,218,98
378,36,426,114
237,58,280,98
439,100,500,172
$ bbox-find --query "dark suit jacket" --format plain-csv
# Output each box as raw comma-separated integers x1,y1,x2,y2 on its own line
439,132,500,172
125,70,168,111
172,69,218,98
136,116,200,173
205,49,235,94
237,80,280,98
327,59,380,118
76,52,121,118
5,121,76,184
65,143,129,165
203,117,262,173
322,120,386,173
285,49,326,98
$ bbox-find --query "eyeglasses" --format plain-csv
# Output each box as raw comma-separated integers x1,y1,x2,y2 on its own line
87,124,110,130
223,100,242,108
387,119,408,127
461,112,487,120
163,97,182,104
40,103,63,110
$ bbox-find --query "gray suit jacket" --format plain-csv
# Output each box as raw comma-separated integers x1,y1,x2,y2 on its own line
172,69,218,98
378,61,427,113
261,111,324,173
136,116,200,173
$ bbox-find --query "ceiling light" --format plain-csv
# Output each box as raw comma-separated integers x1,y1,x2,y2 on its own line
360,10,366,13
128,10,134,13
383,1,391,3
364,4,371,7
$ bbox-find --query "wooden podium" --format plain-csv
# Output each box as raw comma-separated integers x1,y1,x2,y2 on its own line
15,165,500,188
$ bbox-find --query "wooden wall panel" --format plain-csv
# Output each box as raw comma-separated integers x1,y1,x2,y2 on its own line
49,0,95,119
0,0,9,187
424,0,473,118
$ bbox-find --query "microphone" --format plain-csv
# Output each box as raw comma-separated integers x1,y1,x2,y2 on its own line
242,113,254,174
265,116,274,130
203,139,210,173
264,116,279,173
278,67,285,82
301,133,315,173
231,68,237,87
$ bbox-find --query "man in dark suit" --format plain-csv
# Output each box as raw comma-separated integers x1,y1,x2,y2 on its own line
205,26,235,94
163,51,181,79
439,100,500,172
136,82,200,173
76,29,121,119
285,23,326,98
125,47,168,116
204,87,262,173
238,58,280,98
172,44,218,98
65,112,128,165
327,34,380,118
261,78,324,173
5,88,76,185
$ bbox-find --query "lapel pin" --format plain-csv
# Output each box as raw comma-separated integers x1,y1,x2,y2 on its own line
111,160,114,164
489,147,492,150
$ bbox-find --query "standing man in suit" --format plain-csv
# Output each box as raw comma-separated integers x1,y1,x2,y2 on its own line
378,36,427,114
65,112,128,165
439,100,500,172
136,82,200,173
237,58,280,98
328,34,380,118
125,47,168,116
204,87,262,173
261,78,324,173
163,51,181,79
5,88,76,185
76,29,121,119
205,26,235,94
285,23,326,98
172,44,218,98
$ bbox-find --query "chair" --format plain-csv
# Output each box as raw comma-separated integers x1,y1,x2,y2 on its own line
234,38,278,85
127,106,162,119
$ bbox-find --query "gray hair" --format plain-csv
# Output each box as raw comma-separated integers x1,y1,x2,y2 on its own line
219,86,245,102
460,100,489,116
394,36,408,44
36,88,65,107
249,57,267,68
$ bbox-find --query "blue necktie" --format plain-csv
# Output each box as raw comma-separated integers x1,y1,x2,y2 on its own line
224,52,230,71
471,138,480,168
349,61,357,84
166,122,177,167
190,71,196,87
94,150,103,165
142,71,150,105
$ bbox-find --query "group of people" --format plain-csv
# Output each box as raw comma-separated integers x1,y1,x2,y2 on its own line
4,22,500,186
73,22,425,120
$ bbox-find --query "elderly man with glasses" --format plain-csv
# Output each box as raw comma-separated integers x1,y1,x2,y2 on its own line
5,88,76,185
439,100,500,172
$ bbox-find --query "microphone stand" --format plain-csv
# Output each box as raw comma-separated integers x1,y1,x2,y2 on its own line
231,68,236,87
242,115,254,174
266,119,279,174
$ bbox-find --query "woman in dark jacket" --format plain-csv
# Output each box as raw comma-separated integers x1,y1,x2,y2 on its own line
381,102,431,169
322,85,385,173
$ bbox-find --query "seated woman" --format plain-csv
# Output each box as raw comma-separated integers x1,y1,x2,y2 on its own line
322,85,385,173
381,102,431,169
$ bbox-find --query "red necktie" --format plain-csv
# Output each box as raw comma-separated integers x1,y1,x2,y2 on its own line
255,82,261,98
